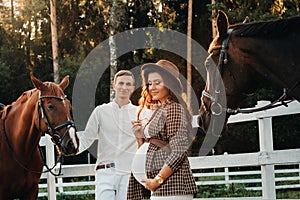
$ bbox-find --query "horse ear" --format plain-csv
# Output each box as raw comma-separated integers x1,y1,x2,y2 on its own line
30,72,48,91
216,10,229,39
243,16,250,23
59,75,69,91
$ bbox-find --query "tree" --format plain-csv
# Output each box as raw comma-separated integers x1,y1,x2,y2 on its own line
50,0,59,83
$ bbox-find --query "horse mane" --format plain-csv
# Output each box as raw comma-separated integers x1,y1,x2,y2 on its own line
231,15,300,38
1,105,12,120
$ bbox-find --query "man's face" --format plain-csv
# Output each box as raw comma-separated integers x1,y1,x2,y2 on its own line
113,75,135,100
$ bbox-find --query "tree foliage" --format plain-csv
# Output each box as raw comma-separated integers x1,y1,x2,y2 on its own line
0,0,299,154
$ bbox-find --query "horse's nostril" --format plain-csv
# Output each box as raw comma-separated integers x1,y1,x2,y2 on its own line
67,140,75,150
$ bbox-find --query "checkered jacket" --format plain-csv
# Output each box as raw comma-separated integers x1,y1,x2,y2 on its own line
127,102,198,199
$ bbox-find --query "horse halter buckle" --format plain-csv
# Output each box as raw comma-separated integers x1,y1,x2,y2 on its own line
202,90,223,116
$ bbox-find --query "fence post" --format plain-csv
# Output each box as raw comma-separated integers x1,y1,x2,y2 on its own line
224,152,230,188
45,135,57,200
57,177,64,193
258,101,276,200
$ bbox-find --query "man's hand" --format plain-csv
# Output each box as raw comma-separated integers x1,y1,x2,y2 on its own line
56,146,63,156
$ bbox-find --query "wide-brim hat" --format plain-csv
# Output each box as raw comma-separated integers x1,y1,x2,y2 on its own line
141,59,183,92
141,59,180,79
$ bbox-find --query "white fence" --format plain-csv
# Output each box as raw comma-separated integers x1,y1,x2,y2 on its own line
38,100,300,199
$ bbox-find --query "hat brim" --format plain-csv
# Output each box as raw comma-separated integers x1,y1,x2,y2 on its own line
141,63,183,92
141,63,179,79
141,63,159,71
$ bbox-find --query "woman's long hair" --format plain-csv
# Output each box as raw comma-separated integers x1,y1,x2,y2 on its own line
137,66,182,114
137,66,194,142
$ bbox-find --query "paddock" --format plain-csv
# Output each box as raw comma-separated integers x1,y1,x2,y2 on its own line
38,100,300,199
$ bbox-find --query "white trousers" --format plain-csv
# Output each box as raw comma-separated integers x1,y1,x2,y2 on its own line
95,168,130,200
150,195,193,200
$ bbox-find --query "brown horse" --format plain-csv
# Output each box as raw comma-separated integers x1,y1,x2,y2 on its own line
0,74,79,199
198,10,300,154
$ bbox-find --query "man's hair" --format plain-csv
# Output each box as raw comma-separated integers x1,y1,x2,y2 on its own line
113,70,135,85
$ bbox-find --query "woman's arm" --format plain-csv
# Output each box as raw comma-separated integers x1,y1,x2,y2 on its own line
164,103,190,171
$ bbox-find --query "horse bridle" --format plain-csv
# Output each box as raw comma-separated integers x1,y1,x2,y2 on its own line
201,29,233,116
201,28,292,116
1,91,75,175
38,91,76,146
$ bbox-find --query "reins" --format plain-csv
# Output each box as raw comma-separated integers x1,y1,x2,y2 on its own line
0,91,76,176
1,118,63,176
226,88,293,114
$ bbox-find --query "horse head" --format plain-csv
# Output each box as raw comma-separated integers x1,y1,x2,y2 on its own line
199,10,300,141
31,73,79,156
198,11,254,136
199,9,300,133
198,11,231,134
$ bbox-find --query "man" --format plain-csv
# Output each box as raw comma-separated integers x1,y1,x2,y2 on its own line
77,70,138,200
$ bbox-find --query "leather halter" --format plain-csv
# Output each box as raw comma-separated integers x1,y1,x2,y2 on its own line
201,29,233,116
1,90,74,175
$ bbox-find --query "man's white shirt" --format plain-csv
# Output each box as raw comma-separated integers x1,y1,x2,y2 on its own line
77,101,139,175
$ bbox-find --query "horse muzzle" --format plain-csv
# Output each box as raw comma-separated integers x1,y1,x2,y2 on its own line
59,126,79,156
198,107,211,132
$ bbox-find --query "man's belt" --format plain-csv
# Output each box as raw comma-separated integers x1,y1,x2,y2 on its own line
96,163,115,170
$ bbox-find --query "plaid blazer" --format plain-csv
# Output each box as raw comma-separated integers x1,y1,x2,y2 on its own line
127,102,198,199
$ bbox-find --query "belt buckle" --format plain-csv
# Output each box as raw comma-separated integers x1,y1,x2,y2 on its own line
107,163,115,168
96,162,115,170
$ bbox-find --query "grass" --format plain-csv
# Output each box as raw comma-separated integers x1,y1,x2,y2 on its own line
196,184,300,199
38,184,300,199
37,176,300,199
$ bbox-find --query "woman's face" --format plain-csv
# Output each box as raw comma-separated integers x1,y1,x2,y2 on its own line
148,72,169,103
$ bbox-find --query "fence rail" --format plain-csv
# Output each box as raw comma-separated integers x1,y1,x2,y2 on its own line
38,163,300,197
38,100,300,199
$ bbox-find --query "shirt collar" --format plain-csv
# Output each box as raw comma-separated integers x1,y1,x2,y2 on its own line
112,99,133,109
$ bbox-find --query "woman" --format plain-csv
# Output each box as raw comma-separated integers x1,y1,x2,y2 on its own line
128,59,198,200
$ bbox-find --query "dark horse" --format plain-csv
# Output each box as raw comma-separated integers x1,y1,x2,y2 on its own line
0,74,79,199
198,10,300,154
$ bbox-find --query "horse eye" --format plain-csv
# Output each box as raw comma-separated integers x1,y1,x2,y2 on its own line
47,104,55,110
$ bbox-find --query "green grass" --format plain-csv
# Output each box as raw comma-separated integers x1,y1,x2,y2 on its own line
38,194,94,200
38,176,300,199
196,184,300,199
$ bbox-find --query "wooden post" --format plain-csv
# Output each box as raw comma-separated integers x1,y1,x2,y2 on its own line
258,101,276,200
